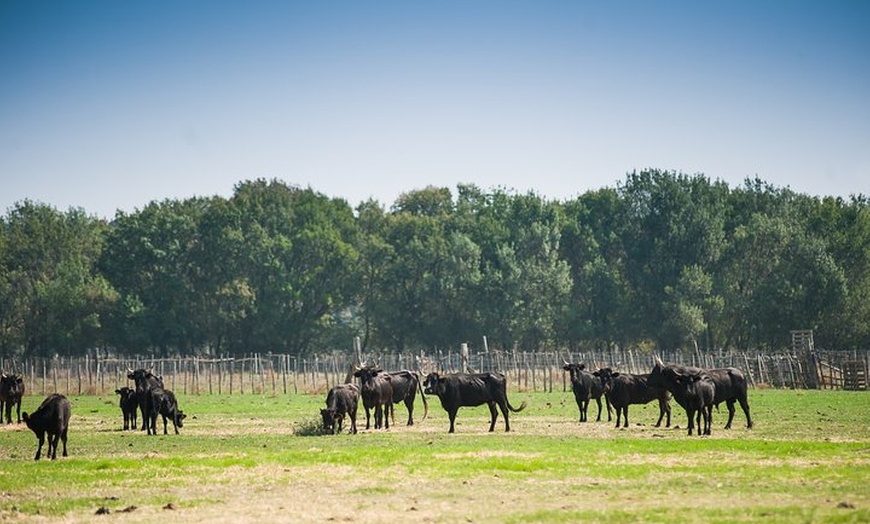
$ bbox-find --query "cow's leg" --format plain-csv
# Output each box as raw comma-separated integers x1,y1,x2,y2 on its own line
724,399,736,429
705,405,713,435
654,402,665,428
364,405,371,430
49,432,60,460
499,401,511,432
739,397,753,429
34,433,45,460
349,405,358,434
60,428,68,457
15,401,21,424
162,414,169,435
3,403,9,424
374,404,382,429
614,405,621,428
686,408,695,436
486,401,499,432
139,400,148,432
573,393,583,423
405,398,414,426
448,409,458,433
594,397,603,422
384,403,390,430
605,396,613,422
622,406,629,428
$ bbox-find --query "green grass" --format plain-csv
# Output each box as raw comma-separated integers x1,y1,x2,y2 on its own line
0,388,868,523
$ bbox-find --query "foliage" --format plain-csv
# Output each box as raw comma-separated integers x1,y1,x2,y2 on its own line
2,171,870,356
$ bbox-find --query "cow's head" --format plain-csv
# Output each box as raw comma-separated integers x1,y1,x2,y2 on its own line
422,372,446,395
320,408,337,433
562,362,587,383
174,410,186,428
0,374,23,396
353,366,383,385
593,367,615,392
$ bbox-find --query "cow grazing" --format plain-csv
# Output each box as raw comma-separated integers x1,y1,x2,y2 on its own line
114,387,138,430
0,373,25,424
22,393,70,460
148,388,186,435
384,370,429,426
321,383,360,434
423,372,527,433
650,357,753,430
353,367,393,430
598,369,671,429
127,368,164,433
562,362,611,422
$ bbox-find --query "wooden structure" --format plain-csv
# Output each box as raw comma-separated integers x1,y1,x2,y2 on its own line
843,361,868,391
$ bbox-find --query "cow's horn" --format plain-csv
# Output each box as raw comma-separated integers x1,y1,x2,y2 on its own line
127,367,134,374
654,356,664,366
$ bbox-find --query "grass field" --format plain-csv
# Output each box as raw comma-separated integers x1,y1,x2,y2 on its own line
0,387,868,523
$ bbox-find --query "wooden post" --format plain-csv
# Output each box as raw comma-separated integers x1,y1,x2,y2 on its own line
281,354,287,395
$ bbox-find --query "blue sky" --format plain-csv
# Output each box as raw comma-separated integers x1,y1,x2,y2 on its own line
2,1,868,219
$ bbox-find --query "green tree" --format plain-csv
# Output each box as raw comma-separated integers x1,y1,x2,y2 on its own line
1,202,116,356
228,180,359,355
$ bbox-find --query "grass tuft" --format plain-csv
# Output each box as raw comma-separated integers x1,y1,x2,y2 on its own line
292,417,330,437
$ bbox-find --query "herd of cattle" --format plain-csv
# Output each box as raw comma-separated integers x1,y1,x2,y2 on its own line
0,357,753,460
324,357,752,436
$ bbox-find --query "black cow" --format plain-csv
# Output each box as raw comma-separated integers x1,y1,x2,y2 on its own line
147,387,186,435
0,373,25,424
423,372,527,433
384,370,429,426
353,367,393,430
22,393,70,460
562,362,611,422
650,357,753,430
674,371,715,436
597,369,671,429
647,362,714,436
126,368,164,433
114,386,138,430
320,383,360,434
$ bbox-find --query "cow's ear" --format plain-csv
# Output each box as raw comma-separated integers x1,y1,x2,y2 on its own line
612,372,620,377
562,365,570,371
593,371,600,377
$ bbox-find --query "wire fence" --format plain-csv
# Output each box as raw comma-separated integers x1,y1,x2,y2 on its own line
1,348,867,397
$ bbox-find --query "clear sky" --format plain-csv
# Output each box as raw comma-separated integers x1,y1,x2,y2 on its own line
2,1,868,219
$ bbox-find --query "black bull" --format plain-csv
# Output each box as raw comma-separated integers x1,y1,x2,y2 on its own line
126,368,164,435
650,357,753,430
383,370,429,426
423,372,527,433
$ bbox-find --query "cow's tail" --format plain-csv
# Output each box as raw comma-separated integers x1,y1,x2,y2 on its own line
507,399,528,413
416,373,429,422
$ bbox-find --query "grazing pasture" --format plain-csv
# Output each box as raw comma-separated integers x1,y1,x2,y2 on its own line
0,388,868,523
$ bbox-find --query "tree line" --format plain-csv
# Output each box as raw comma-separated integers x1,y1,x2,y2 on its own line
2,169,868,358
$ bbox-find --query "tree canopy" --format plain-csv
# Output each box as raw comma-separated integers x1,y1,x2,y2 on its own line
1,172,868,357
